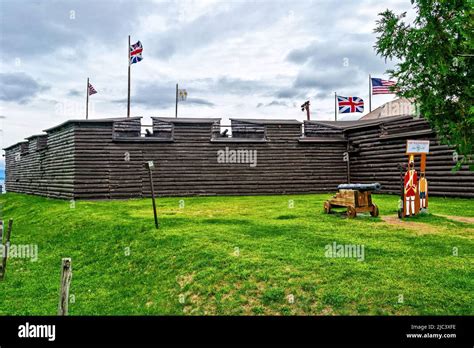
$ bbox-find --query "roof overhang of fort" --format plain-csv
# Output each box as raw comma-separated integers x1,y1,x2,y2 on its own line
25,134,48,140
151,117,221,124
3,115,421,152
3,141,28,151
42,117,143,133
306,115,414,131
229,118,301,125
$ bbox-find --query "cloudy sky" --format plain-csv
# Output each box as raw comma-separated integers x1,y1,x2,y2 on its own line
0,0,415,155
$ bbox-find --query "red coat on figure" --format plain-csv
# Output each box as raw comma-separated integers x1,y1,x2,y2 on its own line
404,169,418,197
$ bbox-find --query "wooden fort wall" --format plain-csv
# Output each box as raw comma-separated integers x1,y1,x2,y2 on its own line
72,118,347,198
4,124,75,199
345,117,474,197
3,116,473,199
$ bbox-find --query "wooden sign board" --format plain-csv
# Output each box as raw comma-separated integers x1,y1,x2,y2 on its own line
406,140,430,154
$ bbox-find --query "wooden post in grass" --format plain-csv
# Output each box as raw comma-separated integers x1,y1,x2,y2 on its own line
146,161,159,229
0,220,3,244
0,219,13,281
58,258,72,316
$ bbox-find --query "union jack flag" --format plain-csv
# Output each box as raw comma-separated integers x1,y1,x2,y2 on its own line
371,78,396,94
337,96,364,113
88,82,97,95
130,41,143,65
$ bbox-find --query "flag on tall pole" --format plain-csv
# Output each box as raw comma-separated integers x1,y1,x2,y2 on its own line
178,88,188,101
337,96,364,113
88,82,97,95
175,84,178,118
128,36,143,118
371,77,396,94
86,78,97,120
175,84,187,118
369,74,371,112
130,40,143,64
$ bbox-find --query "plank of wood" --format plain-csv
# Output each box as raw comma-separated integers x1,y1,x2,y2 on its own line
58,258,72,316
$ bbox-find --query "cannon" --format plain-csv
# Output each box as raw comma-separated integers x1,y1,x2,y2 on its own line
336,183,382,192
324,183,381,218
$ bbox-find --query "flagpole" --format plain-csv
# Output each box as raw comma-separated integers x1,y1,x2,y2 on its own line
334,92,337,121
86,77,89,120
127,35,131,118
369,74,371,113
175,83,178,118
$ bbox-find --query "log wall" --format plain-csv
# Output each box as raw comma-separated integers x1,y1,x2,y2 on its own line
3,115,473,199
346,117,474,197
4,125,75,199
71,118,347,198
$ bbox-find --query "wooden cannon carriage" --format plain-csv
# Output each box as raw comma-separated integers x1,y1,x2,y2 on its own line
324,183,380,218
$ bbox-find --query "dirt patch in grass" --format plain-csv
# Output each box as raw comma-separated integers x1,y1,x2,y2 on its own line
437,215,474,224
382,214,474,236
176,273,195,288
381,216,444,235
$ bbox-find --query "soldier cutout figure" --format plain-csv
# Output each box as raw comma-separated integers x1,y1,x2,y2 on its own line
404,155,418,217
419,172,428,209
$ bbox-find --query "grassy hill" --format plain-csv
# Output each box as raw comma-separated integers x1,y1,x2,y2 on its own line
0,193,472,315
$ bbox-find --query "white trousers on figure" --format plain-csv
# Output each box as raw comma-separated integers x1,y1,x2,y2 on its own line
405,196,415,215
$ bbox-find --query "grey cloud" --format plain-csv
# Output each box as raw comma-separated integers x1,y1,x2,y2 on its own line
148,0,384,60
113,81,214,109
68,89,82,97
0,73,49,104
275,87,305,99
280,33,397,99
186,98,214,107
113,75,269,108
286,35,393,73
257,100,290,108
293,67,362,91
190,76,272,97
0,0,159,59
150,1,290,60
212,77,269,95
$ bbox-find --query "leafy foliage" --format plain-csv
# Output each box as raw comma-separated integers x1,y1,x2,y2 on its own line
374,0,473,169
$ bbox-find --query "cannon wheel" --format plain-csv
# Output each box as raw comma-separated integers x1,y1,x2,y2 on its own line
347,206,357,218
324,201,331,214
370,204,379,217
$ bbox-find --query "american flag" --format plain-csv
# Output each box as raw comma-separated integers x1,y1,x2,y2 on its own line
337,96,364,113
371,78,396,94
130,41,143,65
88,82,97,95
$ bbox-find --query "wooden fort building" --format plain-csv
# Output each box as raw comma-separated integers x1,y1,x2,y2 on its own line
3,115,473,199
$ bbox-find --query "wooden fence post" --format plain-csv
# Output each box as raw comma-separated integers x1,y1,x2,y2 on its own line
58,258,72,316
146,161,159,229
0,219,13,281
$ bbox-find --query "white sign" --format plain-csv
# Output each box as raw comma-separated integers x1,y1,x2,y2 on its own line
406,140,430,154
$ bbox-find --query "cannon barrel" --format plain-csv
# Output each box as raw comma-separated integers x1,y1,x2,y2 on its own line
337,183,382,191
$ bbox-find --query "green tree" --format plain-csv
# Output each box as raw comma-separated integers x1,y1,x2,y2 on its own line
374,0,473,169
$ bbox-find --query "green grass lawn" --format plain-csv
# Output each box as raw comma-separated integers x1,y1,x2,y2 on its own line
0,193,472,315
